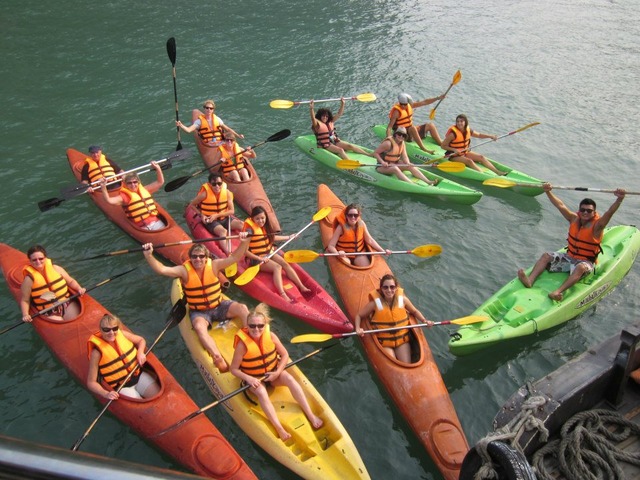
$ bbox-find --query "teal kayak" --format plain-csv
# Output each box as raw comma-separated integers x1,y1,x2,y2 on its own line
448,225,640,356
294,135,482,205
371,125,545,197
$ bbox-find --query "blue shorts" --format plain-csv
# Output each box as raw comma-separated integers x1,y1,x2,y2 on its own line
189,300,233,327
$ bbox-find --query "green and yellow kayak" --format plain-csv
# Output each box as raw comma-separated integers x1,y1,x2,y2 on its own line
448,225,640,356
294,135,482,205
371,125,544,196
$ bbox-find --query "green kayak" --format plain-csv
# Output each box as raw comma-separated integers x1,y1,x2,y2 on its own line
294,135,482,205
371,124,545,197
448,225,640,356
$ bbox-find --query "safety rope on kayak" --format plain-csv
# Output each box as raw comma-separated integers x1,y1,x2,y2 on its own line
531,409,640,480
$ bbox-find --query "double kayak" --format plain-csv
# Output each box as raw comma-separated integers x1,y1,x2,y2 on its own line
371,124,545,196
170,279,371,480
294,135,482,205
448,225,640,356
0,243,256,480
184,206,353,333
316,183,469,480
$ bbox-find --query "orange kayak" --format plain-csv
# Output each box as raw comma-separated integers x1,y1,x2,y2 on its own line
0,243,256,480
191,109,281,232
316,183,469,480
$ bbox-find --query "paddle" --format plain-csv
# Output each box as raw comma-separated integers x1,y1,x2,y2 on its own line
284,244,442,264
164,129,291,193
429,69,462,120
423,122,541,165
38,149,193,212
0,267,137,336
482,178,640,194
290,316,489,344
336,158,465,173
224,216,237,277
166,37,182,151
234,206,332,286
269,93,377,109
71,297,187,451
151,342,337,438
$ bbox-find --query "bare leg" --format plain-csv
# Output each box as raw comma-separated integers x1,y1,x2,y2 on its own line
548,264,590,301
253,384,291,441
337,140,374,158
394,342,412,363
260,261,292,302
518,253,553,288
192,317,228,372
423,123,443,146
273,256,311,293
326,144,350,160
408,126,433,153
467,151,506,176
450,154,482,172
377,165,412,182
275,372,323,429
402,165,438,186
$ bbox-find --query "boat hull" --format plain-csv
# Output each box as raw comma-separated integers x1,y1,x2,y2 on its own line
316,183,469,480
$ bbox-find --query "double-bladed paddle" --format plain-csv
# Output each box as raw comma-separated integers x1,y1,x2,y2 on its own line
164,129,291,193
290,316,489,344
234,207,332,286
482,178,640,194
336,158,465,173
284,244,442,264
71,298,187,451
429,70,462,120
270,93,376,109
166,37,182,151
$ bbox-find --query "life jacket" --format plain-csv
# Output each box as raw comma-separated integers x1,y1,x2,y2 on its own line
242,218,273,257
181,259,222,311
23,259,69,311
389,103,413,129
198,182,230,218
567,213,602,262
332,210,366,253
218,142,246,174
87,331,138,388
379,136,405,164
120,185,159,225
368,288,410,348
234,325,278,377
446,125,471,152
198,114,223,144
84,154,116,184
314,121,339,148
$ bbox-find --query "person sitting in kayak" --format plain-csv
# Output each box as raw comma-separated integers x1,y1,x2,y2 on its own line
310,98,373,159
189,172,244,254
100,161,166,231
142,238,250,373
20,245,85,323
518,184,626,301
80,145,124,190
326,203,391,267
374,126,439,185
230,303,323,441
176,99,243,146
87,313,160,400
354,274,433,363
242,206,311,302
386,92,444,153
441,114,506,176
210,131,253,182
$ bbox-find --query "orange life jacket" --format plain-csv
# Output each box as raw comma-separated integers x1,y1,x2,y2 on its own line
567,213,602,262
446,125,471,152
218,142,246,174
369,288,410,348
198,182,230,218
84,154,117,184
23,259,69,311
389,103,413,128
120,185,159,225
234,325,278,377
380,136,405,164
242,218,273,257
198,114,223,144
314,121,339,148
332,210,366,253
87,332,138,388
181,259,222,310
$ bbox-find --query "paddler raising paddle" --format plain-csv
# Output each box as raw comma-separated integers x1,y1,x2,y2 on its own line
386,92,444,153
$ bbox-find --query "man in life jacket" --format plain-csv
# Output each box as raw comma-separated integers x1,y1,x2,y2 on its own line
100,161,166,231
176,99,243,146
386,92,445,153
80,145,124,191
518,183,626,301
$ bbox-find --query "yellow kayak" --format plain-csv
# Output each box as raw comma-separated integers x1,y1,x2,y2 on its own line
170,280,370,480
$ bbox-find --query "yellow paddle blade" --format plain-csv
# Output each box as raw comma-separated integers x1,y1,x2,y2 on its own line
452,69,462,85
284,250,320,263
224,262,237,277
290,333,334,344
269,99,295,109
515,122,540,133
355,92,377,102
313,206,332,222
234,264,260,286
336,159,363,170
450,315,490,325
412,244,443,257
482,178,521,188
434,161,465,173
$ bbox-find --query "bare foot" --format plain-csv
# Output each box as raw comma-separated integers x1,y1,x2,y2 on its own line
429,179,440,186
277,428,292,441
299,285,312,294
213,355,229,373
279,291,293,303
309,415,324,429
420,146,435,154
548,291,563,301
496,170,508,176
517,269,532,288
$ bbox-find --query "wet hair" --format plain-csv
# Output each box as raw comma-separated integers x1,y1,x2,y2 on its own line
100,313,120,329
27,245,47,259
455,114,469,129
379,273,399,290
247,303,272,325
250,206,275,238
208,172,223,183
203,99,216,109
315,108,333,123
188,243,210,258
580,198,596,210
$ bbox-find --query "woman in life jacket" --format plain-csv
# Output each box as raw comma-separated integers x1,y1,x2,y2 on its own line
310,98,373,159
440,114,506,176
20,245,85,323
176,99,243,146
86,314,160,400
242,206,312,302
354,274,433,363
326,203,391,267
211,130,254,182
230,303,323,441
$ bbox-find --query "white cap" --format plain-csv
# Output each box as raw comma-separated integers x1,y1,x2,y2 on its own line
398,93,413,105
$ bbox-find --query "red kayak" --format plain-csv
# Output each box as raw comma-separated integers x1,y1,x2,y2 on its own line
184,206,353,333
316,184,469,480
191,109,281,232
0,243,256,480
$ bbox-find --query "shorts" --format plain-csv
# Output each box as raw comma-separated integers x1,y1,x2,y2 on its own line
203,218,229,234
546,252,594,276
120,371,157,399
189,300,234,327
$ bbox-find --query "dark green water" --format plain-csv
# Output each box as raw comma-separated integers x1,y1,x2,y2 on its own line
1,1,639,478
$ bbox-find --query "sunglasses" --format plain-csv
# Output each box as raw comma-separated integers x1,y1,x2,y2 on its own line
101,325,119,333
394,132,407,138
211,182,223,186
190,254,206,259
381,285,397,290
347,213,359,219
126,180,139,185
248,323,265,330
204,106,215,110
579,208,595,213
30,256,46,262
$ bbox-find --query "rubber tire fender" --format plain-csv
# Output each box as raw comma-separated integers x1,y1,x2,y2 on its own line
459,440,537,480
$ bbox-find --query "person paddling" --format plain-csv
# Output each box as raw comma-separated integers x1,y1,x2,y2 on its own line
386,93,444,153
80,145,124,190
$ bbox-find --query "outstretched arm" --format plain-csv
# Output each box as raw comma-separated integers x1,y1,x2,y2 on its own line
594,189,626,235
544,184,576,222
142,244,187,280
